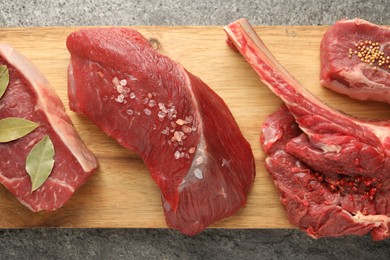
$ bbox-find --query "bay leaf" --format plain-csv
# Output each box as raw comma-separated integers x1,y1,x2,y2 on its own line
0,65,9,99
25,135,55,192
0,117,39,142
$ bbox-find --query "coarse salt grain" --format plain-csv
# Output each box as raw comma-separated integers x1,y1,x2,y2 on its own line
194,168,203,179
120,79,127,86
176,119,187,126
182,125,192,133
188,147,196,154
144,108,151,115
115,94,124,103
185,115,193,123
174,150,181,159
196,156,204,165
116,84,124,94
126,109,134,115
158,111,166,119
158,103,166,111
148,100,156,107
112,77,119,85
161,128,169,135
172,131,184,142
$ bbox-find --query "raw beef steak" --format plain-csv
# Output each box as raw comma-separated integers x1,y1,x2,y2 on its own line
320,18,390,102
66,28,255,235
0,44,98,212
225,18,390,240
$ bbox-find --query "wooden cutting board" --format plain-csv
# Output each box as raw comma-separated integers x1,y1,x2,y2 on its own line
1,26,390,229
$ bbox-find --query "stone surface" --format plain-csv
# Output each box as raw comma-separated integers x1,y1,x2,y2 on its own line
0,0,389,26
0,229,389,259
0,0,390,259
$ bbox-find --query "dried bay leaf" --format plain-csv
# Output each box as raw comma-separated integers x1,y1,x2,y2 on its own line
0,65,9,99
0,117,39,142
25,135,55,192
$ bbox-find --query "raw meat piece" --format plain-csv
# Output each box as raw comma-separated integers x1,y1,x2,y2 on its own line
225,18,390,240
0,44,98,211
66,28,255,235
320,18,390,102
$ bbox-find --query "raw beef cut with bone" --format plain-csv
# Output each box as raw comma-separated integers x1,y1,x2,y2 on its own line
66,28,255,235
320,18,390,102
0,44,98,212
225,18,390,240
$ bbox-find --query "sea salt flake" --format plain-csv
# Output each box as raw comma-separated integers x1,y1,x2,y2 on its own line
130,93,136,99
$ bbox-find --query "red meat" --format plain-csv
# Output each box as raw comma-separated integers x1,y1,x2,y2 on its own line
0,44,98,212
225,18,390,240
320,18,390,102
66,28,255,235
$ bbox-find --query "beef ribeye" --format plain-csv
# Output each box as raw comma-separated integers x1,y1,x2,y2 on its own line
225,18,390,240
320,18,390,102
66,28,255,235
0,44,98,212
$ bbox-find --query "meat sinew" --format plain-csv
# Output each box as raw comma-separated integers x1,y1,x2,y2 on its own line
66,28,255,235
320,18,390,102
225,18,390,240
0,44,98,212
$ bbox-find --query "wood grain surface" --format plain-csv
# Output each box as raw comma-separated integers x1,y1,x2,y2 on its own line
1,26,390,229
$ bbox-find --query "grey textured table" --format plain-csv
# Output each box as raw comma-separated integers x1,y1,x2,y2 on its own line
1,1,390,259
